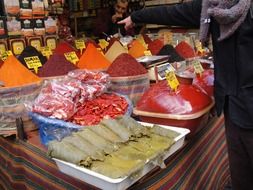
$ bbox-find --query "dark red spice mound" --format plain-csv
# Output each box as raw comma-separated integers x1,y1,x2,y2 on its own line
148,39,164,55
175,41,195,59
54,41,79,55
38,54,78,77
107,53,147,77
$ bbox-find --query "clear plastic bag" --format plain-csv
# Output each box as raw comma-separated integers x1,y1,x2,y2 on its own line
29,112,81,146
32,70,110,120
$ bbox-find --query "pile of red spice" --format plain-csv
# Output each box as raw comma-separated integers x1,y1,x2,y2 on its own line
107,53,147,77
148,39,164,55
175,41,196,59
38,54,78,77
54,41,80,57
70,93,129,126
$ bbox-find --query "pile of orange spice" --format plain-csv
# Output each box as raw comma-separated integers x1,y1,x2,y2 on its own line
0,56,41,88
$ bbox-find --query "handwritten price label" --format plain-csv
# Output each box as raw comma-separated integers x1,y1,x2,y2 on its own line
98,39,109,50
64,51,79,65
1,51,13,61
165,70,179,91
193,59,204,74
75,39,86,51
41,46,52,59
24,56,42,73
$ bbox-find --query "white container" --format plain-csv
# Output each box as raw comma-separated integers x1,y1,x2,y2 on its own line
54,123,190,190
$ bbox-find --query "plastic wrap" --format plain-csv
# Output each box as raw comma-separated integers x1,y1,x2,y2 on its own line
136,80,212,114
193,69,214,97
32,70,110,120
30,93,132,145
70,93,133,126
68,69,110,85
0,82,42,135
29,112,81,146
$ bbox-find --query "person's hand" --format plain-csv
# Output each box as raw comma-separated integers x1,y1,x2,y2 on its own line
117,16,134,31
112,13,123,23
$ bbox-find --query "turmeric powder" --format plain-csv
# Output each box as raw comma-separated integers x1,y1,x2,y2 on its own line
0,56,41,87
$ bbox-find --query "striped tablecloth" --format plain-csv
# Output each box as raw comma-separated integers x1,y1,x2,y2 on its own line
0,116,229,190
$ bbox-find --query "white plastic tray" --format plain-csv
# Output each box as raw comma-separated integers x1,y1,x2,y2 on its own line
53,122,190,190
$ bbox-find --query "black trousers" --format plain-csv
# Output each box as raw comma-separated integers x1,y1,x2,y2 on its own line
224,112,253,190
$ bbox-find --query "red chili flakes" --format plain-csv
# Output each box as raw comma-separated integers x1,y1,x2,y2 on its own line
107,53,147,77
70,93,129,126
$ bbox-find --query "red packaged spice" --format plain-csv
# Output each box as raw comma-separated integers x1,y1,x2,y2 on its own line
148,39,164,55
38,54,78,77
175,41,195,59
107,53,147,77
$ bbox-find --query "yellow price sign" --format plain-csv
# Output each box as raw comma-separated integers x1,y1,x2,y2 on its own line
165,70,179,91
24,56,42,74
75,39,85,54
98,39,109,50
144,50,152,56
193,59,204,74
1,51,13,61
41,46,53,59
64,51,79,65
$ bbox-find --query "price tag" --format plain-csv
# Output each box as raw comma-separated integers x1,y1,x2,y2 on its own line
64,51,79,65
165,70,179,91
24,56,42,73
195,40,205,54
1,51,13,61
75,39,85,54
144,50,152,56
193,59,204,74
41,46,52,59
98,39,109,50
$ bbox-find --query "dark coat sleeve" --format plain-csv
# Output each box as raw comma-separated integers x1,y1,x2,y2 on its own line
131,0,202,28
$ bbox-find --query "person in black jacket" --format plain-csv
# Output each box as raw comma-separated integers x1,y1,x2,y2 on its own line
93,0,135,38
119,1,253,190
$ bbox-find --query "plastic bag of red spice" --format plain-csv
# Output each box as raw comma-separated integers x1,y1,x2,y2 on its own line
70,93,132,126
32,70,110,120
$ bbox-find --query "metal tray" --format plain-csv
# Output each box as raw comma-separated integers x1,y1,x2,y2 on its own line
136,55,169,68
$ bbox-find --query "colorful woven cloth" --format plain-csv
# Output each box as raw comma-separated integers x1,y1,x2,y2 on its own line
0,116,229,190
